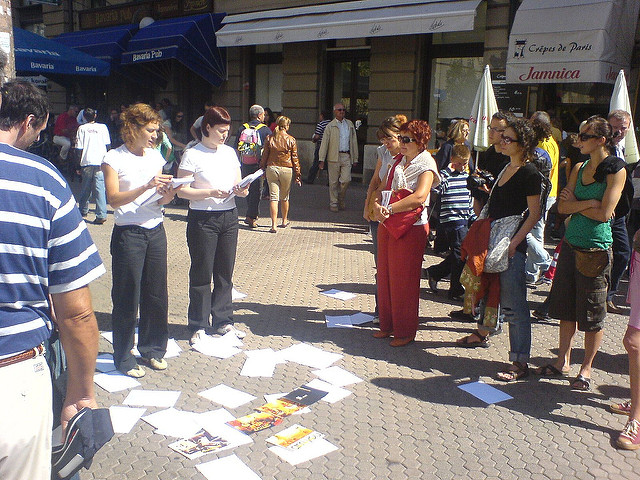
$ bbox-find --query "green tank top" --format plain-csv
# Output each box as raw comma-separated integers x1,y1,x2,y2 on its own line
565,160,611,249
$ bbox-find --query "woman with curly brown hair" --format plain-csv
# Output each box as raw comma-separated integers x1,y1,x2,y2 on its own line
536,116,626,391
260,115,301,232
372,119,440,346
102,103,179,377
456,117,542,382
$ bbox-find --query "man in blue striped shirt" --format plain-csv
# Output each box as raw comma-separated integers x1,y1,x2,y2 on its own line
0,81,105,480
425,144,474,300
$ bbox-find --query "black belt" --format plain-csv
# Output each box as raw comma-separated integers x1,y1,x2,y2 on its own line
0,344,45,368
339,151,350,154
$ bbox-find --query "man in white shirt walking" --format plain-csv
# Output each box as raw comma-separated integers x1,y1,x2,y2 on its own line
319,103,358,212
75,107,111,224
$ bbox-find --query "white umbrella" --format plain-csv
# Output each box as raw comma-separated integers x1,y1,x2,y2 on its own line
468,64,498,152
609,69,639,164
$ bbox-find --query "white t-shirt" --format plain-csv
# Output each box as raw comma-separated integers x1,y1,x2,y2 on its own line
102,145,165,228
377,145,396,183
179,142,240,211
76,122,111,167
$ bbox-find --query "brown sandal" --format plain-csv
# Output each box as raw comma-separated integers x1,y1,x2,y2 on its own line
456,329,489,348
496,362,529,382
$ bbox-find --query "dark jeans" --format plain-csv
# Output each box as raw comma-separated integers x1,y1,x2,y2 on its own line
428,223,467,295
609,215,631,301
307,143,322,183
241,163,261,219
186,208,239,332
110,224,168,371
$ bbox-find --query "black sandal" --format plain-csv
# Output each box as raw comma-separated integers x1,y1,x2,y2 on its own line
456,329,489,348
534,364,568,377
496,362,529,382
570,374,591,391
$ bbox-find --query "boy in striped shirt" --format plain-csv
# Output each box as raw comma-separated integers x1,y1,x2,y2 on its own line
425,144,473,299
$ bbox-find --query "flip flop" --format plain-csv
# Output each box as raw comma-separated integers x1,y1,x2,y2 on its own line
534,364,568,377
269,228,277,233
571,374,591,391
279,222,290,228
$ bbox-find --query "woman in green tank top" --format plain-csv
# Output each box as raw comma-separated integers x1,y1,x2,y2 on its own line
536,116,626,391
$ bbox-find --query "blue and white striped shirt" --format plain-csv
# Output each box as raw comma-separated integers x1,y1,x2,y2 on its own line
437,167,473,225
0,143,105,358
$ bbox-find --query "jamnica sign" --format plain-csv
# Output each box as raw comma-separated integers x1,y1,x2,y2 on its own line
518,66,581,82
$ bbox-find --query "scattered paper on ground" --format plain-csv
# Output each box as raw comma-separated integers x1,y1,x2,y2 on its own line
199,408,236,430
199,384,256,409
305,379,351,404
168,423,252,460
268,437,338,465
95,353,116,373
320,289,357,301
196,454,261,480
164,338,182,358
266,424,324,449
123,389,181,408
349,312,375,325
264,394,310,415
109,406,146,434
142,408,202,438
325,312,375,328
232,287,247,300
94,371,141,393
278,343,343,369
241,349,282,377
457,381,513,404
192,333,242,359
312,366,363,387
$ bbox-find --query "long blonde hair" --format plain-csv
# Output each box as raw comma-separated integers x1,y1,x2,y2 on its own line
274,115,291,139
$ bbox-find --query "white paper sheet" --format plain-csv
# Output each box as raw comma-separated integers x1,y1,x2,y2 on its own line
109,406,146,434
94,371,141,393
198,408,236,429
268,437,338,465
164,338,182,359
349,312,375,325
325,315,354,328
278,343,343,369
142,408,202,438
95,353,116,373
320,289,357,301
240,349,281,378
198,384,256,409
196,454,262,480
305,379,351,404
263,394,310,415
312,366,363,387
192,333,242,359
100,330,138,345
123,389,181,408
232,287,247,300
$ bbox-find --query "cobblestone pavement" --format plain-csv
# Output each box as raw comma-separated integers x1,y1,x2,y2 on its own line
75,178,640,480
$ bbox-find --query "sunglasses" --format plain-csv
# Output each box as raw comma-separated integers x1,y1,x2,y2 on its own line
500,134,518,145
578,133,601,141
399,136,417,144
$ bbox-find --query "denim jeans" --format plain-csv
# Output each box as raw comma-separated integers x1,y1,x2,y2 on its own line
609,215,631,301
110,224,168,371
428,222,468,295
78,165,107,219
525,196,555,282
500,251,531,363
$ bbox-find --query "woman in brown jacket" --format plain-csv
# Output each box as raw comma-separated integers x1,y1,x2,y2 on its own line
260,115,302,232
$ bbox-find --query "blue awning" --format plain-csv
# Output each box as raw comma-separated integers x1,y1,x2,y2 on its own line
56,24,137,65
120,13,227,86
13,27,110,77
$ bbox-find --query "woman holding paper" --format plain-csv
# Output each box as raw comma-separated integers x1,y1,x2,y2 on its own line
260,115,301,233
372,119,440,346
177,106,249,345
102,103,178,378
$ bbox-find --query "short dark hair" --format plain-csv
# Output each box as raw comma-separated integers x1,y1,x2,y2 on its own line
201,106,231,137
83,107,96,123
0,81,49,130
492,111,512,122
452,144,471,160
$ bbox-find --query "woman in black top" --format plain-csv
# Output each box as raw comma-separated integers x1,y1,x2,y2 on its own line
457,117,542,382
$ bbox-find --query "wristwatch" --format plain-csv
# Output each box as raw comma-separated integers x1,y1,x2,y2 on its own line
388,204,394,215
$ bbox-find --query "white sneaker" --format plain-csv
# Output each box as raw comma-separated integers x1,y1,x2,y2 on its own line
189,329,207,346
216,324,246,339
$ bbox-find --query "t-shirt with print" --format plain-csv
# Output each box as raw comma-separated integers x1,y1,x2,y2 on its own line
102,145,165,228
179,142,240,211
76,122,111,167
488,162,541,253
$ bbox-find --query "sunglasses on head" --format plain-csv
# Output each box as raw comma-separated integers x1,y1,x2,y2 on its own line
578,133,601,141
399,136,417,144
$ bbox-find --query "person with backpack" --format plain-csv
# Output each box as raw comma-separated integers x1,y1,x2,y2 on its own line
236,105,272,228
536,116,626,391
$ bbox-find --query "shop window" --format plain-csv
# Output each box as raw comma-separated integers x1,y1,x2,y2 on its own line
427,56,484,149
254,44,283,113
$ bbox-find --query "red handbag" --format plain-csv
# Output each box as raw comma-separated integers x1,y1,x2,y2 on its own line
382,188,424,240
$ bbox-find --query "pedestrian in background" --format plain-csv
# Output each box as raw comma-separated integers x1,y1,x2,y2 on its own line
75,107,110,225
178,106,249,345
260,115,301,233
306,110,331,184
102,103,178,378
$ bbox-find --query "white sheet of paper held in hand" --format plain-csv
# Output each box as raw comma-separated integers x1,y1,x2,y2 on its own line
381,190,391,208
227,169,264,200
137,175,195,208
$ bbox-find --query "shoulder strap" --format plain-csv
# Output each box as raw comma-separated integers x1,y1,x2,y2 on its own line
243,123,250,129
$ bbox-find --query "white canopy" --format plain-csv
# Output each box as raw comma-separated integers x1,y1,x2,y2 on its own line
216,0,481,47
506,0,639,84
